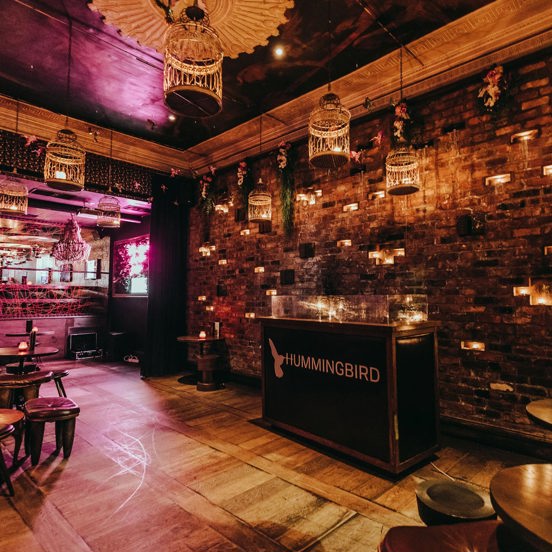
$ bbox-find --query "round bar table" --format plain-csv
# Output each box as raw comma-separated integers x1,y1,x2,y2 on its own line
0,346,59,374
490,463,552,552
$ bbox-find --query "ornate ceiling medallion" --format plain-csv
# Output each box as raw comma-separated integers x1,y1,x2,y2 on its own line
89,0,293,59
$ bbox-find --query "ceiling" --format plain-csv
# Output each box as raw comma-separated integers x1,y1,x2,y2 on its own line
0,0,495,151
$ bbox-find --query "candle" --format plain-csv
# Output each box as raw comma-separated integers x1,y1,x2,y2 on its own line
199,331,206,339
18,341,29,352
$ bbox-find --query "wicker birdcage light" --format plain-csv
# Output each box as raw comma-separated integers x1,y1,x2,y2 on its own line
248,178,271,222
385,146,420,195
164,2,223,118
44,129,86,192
52,216,90,263
0,174,28,215
308,92,350,169
97,195,121,228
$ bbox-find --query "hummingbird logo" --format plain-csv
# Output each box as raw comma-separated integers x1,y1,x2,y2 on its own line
269,338,285,378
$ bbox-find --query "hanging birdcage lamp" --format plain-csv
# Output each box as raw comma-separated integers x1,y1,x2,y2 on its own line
44,23,86,191
52,216,90,263
97,195,121,228
308,91,350,169
385,146,420,195
44,129,86,191
0,174,28,215
248,178,271,222
164,1,223,118
386,47,420,196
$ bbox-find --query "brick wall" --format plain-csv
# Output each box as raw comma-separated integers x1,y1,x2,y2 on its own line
186,49,552,440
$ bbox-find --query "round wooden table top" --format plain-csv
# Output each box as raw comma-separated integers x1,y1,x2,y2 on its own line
176,335,224,344
490,463,552,552
526,399,552,429
0,346,59,359
5,331,55,337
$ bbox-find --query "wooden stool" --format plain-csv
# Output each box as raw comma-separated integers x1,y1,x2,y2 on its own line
23,397,80,466
0,424,15,496
0,370,53,409
50,370,70,397
195,354,220,391
415,479,496,526
0,408,24,464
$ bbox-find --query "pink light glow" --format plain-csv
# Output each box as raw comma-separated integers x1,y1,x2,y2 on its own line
126,241,149,278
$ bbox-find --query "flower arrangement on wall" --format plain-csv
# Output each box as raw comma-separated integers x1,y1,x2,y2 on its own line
392,101,411,144
236,160,253,208
198,165,216,215
478,64,509,114
277,141,295,236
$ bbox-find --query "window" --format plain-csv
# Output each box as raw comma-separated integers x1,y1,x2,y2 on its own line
112,235,149,296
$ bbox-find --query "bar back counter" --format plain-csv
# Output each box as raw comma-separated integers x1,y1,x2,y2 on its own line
260,295,439,475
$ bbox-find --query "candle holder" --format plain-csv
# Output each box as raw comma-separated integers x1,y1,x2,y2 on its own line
18,341,29,352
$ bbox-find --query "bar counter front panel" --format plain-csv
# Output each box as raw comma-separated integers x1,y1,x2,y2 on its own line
260,317,440,474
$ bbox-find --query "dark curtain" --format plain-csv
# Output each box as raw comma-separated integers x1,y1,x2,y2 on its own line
142,174,195,377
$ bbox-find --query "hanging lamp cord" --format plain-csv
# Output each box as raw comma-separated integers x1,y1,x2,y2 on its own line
399,46,403,101
327,0,332,92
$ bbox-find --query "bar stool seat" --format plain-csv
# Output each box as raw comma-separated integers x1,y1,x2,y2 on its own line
24,397,80,465
415,479,496,526
0,409,24,464
0,423,15,496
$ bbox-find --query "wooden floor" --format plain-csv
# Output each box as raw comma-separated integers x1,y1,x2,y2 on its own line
0,360,541,552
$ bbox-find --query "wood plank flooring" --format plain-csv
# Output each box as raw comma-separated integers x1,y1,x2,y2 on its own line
0,360,542,552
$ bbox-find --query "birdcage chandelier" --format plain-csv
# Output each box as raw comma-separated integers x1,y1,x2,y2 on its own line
52,216,90,263
97,195,121,228
164,1,223,118
385,146,420,195
308,92,350,169
248,178,272,222
44,129,86,192
0,174,28,215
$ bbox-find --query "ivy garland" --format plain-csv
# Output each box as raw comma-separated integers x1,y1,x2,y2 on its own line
277,141,295,236
236,160,254,208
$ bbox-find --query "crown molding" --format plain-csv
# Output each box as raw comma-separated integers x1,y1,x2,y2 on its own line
0,96,192,174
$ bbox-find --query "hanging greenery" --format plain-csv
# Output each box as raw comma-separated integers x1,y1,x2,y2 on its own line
198,165,216,215
477,64,509,116
277,141,295,236
236,160,254,208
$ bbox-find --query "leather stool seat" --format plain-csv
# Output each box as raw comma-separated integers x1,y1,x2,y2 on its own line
0,408,24,464
0,423,15,495
0,370,53,409
378,520,503,552
24,397,80,465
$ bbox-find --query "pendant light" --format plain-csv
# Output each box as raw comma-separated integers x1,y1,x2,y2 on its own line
97,130,121,228
52,216,90,263
248,113,272,222
164,0,223,118
386,47,420,196
44,20,86,192
308,0,350,169
0,102,28,214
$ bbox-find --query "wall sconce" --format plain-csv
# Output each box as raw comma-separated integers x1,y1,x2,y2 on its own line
205,305,215,312
369,248,405,265
240,229,251,236
513,286,531,297
266,289,277,296
461,341,486,351
545,246,552,256
337,239,352,247
198,245,211,256
244,312,256,319
214,203,229,214
254,266,265,273
370,191,386,200
343,202,359,212
510,129,540,143
197,295,207,301
485,173,511,186
543,165,552,177
218,259,228,265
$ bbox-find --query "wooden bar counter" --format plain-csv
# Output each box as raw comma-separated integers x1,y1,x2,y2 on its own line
260,317,440,475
